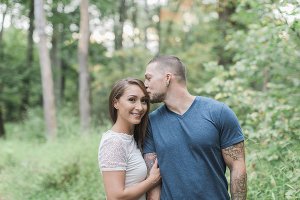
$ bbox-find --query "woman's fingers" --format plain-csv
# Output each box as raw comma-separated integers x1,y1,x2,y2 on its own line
153,159,158,168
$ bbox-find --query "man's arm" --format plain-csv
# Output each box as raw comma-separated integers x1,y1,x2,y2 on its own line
144,152,161,200
222,141,247,200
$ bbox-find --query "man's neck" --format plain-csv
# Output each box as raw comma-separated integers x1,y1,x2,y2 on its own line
164,86,196,116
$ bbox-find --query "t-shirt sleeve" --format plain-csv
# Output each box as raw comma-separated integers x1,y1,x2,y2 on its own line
219,103,245,149
98,136,127,172
142,119,156,153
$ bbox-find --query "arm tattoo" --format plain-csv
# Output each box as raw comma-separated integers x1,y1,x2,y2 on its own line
147,191,155,200
224,141,245,161
231,174,247,200
144,152,157,176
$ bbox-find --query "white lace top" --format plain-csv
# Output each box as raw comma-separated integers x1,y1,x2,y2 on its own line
98,130,147,200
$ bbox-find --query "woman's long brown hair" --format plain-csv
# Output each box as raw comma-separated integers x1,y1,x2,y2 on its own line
108,77,150,152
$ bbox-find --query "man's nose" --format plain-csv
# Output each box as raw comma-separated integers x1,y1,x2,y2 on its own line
144,81,148,88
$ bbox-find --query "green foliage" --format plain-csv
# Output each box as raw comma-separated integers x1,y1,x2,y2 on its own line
1,0,300,198
0,109,109,200
0,27,41,120
196,0,300,198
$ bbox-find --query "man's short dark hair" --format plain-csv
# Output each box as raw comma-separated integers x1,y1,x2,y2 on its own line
148,55,186,84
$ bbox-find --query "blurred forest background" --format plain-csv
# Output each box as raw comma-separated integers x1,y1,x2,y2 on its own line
0,0,300,199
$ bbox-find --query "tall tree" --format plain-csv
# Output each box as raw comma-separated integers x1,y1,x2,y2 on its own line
0,5,7,138
34,0,57,139
0,110,4,138
114,14,119,50
0,5,7,58
131,0,138,46
51,3,63,105
78,0,91,131
216,0,236,67
116,0,126,50
0,83,5,138
144,0,150,50
20,0,35,116
156,0,161,56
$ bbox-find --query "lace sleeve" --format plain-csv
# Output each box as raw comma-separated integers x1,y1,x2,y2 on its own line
98,135,127,172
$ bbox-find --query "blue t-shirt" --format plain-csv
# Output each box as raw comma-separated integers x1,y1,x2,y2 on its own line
142,96,244,200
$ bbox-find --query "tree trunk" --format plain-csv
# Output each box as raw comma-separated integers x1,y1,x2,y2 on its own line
156,0,161,56
0,9,7,138
51,5,62,105
132,0,138,46
34,0,57,139
114,15,119,50
144,0,149,49
61,60,67,100
0,7,7,60
0,83,5,138
217,0,236,67
132,0,137,29
0,108,5,138
78,0,90,131
20,0,34,116
118,0,126,50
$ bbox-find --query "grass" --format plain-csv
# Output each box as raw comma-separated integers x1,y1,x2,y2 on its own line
0,108,109,200
0,135,107,200
0,108,299,199
244,138,300,199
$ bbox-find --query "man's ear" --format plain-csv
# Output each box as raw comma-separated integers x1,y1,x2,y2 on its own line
166,73,172,84
113,98,118,109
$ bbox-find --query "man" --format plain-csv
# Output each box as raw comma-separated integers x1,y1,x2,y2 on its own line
143,55,247,200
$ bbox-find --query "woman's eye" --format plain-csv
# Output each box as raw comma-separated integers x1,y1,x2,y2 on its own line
141,99,147,103
129,98,135,102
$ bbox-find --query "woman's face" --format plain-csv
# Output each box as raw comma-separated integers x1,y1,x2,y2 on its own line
114,84,148,125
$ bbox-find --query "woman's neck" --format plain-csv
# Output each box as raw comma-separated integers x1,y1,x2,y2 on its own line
111,120,135,135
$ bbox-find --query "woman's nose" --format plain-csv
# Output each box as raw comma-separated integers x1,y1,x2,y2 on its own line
135,101,143,110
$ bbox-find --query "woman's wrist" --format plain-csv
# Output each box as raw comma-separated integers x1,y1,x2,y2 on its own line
147,174,159,187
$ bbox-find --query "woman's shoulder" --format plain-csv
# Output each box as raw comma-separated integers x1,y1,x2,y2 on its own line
100,130,133,148
99,130,129,157
98,130,129,171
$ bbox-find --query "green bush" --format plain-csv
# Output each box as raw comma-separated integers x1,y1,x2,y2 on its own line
0,108,109,200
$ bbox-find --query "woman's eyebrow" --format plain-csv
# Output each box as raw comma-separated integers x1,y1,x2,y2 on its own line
127,95,147,98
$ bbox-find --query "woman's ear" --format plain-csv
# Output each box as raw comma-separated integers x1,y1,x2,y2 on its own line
113,99,118,109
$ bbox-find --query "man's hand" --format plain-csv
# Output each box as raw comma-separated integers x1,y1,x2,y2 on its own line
222,141,247,200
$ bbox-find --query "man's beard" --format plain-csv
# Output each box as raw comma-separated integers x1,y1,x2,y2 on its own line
150,92,165,103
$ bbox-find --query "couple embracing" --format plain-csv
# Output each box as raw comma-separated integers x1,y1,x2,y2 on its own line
98,55,247,200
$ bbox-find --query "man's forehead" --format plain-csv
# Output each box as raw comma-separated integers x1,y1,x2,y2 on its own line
145,62,158,73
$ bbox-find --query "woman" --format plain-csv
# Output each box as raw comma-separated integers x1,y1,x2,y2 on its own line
98,78,161,200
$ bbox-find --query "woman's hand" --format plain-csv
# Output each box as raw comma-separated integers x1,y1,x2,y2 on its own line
148,159,161,186
103,159,161,200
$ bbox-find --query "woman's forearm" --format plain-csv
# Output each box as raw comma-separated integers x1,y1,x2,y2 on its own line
107,177,157,200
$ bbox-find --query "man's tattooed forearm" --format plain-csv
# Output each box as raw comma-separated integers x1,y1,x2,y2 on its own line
144,153,157,175
231,174,247,200
236,174,247,194
224,141,245,161
147,191,155,200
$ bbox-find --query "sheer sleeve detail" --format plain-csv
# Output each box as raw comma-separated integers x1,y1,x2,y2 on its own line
99,135,128,172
